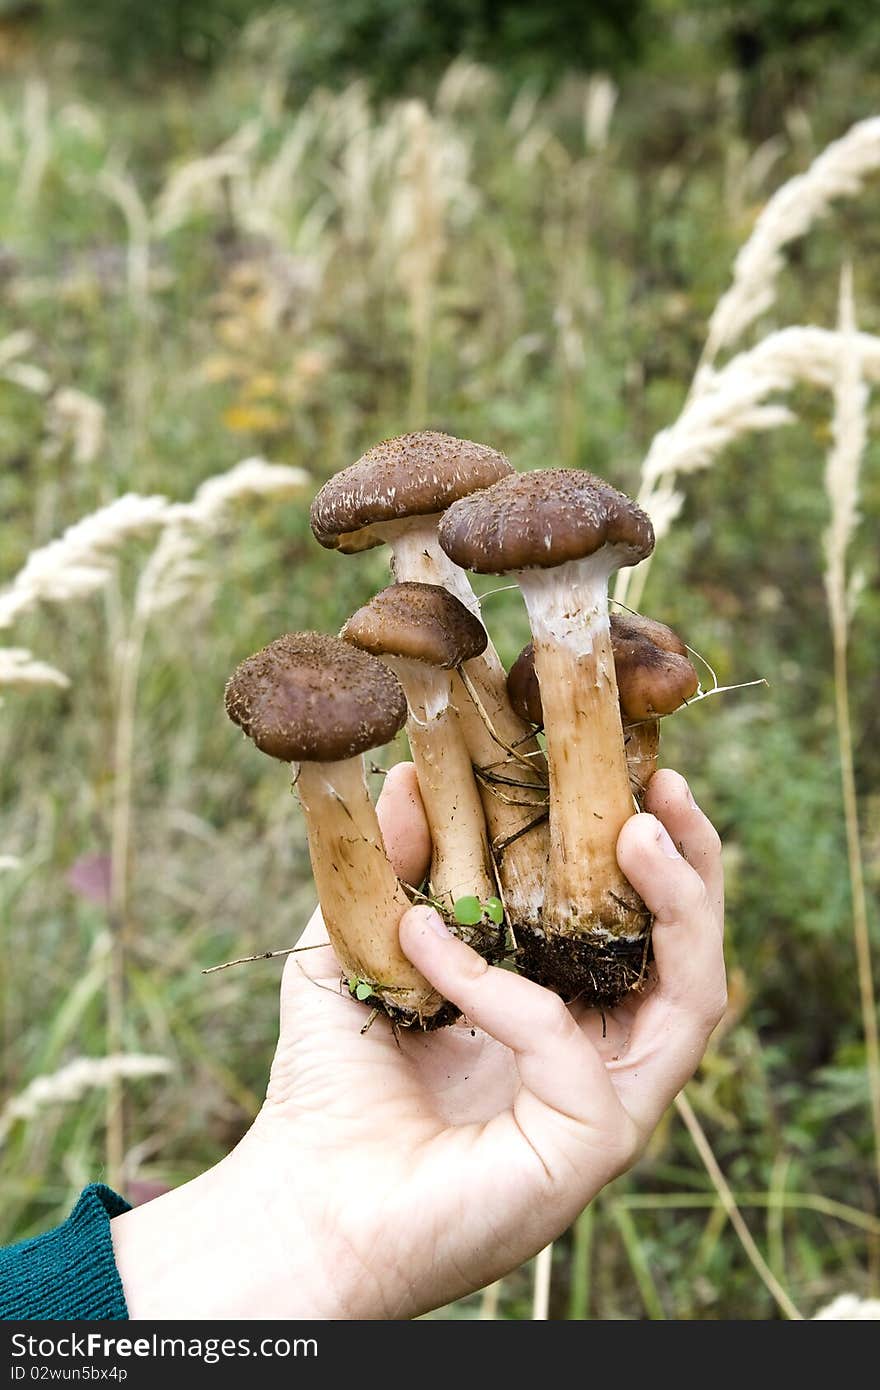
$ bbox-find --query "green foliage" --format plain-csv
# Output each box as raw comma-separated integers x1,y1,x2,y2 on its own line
701,0,880,61
273,0,648,96
39,0,268,72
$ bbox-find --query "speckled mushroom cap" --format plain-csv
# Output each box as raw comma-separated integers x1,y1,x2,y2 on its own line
438,469,655,575
225,632,407,763
507,615,698,726
341,582,488,668
309,431,514,553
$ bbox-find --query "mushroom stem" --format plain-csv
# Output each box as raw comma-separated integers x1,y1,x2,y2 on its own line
385,517,486,618
449,670,547,925
519,557,649,942
379,518,549,930
387,658,498,915
296,757,446,1024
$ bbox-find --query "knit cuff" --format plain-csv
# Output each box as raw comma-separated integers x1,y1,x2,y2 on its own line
0,1184,131,1321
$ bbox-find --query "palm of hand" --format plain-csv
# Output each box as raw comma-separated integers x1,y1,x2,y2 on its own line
274,927,640,1128
255,925,631,1318
246,765,724,1319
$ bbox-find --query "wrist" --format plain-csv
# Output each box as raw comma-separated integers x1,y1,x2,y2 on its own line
110,1127,337,1320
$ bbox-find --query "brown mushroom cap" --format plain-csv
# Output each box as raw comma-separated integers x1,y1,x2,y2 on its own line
610,611,689,658
507,615,698,726
438,469,655,575
225,631,407,762
506,641,543,726
309,430,514,553
341,582,488,668
611,613,698,719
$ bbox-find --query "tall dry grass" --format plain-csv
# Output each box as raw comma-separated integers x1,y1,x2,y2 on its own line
821,267,880,1191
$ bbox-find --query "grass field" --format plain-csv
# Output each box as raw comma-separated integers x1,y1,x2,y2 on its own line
2,25,880,1318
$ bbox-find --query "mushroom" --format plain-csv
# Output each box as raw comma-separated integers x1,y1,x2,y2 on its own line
224,631,453,1029
507,613,699,802
438,469,656,1007
609,612,699,799
310,430,549,935
341,582,502,953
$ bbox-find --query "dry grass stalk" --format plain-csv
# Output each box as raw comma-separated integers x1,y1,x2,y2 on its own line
44,389,106,467
135,458,310,618
675,1091,803,1319
435,58,498,116
388,100,475,422
0,330,51,396
0,1055,172,1146
105,459,309,1185
532,1242,553,1320
616,118,880,612
0,647,70,689
616,323,880,608
95,167,151,316
583,74,617,152
704,116,880,364
0,456,309,1183
822,267,880,1192
0,493,172,632
14,79,50,214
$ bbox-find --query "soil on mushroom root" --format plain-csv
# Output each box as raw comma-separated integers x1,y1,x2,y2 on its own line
515,922,654,1009
376,995,463,1032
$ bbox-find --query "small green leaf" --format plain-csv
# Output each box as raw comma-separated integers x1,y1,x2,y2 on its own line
484,896,504,925
355,981,373,1001
454,895,483,925
347,977,358,995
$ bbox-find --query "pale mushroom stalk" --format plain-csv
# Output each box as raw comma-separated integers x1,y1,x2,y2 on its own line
517,557,645,939
387,658,498,912
377,516,549,917
439,467,657,1006
341,582,502,952
295,757,444,1020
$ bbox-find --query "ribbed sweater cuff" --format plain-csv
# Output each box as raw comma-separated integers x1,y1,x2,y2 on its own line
0,1184,131,1321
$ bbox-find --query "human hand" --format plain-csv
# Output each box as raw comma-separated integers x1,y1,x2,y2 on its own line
111,764,725,1320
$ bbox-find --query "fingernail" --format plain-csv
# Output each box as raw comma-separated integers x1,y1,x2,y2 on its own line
409,905,450,938
685,781,699,811
655,823,681,859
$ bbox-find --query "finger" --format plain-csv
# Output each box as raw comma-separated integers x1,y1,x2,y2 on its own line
376,762,432,888
644,769,724,925
399,907,630,1152
610,813,727,1132
617,811,726,1019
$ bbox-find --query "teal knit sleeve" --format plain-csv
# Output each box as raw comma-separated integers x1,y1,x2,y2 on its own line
0,1184,131,1320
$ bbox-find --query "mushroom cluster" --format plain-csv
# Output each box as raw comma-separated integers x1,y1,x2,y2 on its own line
225,431,698,1029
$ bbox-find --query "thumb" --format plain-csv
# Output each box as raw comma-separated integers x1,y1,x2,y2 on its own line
376,761,432,888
